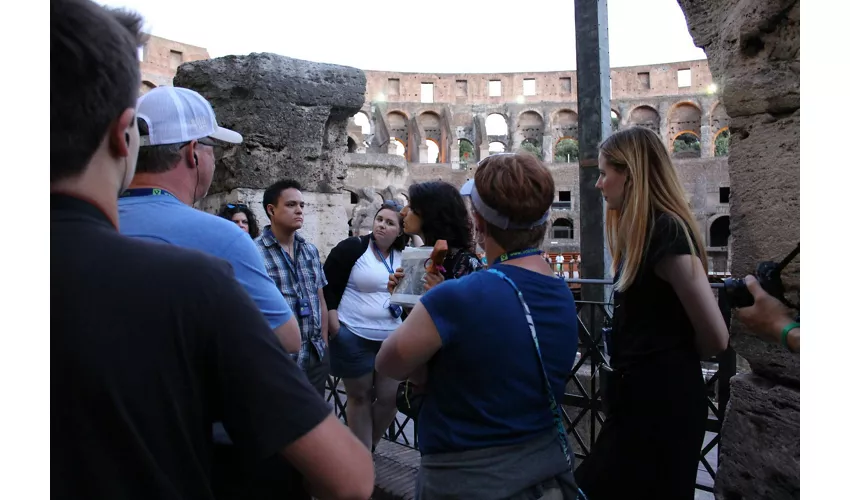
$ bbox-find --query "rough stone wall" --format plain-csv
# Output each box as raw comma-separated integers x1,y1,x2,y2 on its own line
174,53,366,259
362,60,713,104
678,0,800,498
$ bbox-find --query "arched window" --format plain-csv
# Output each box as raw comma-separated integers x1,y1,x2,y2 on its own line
552,218,574,239
710,216,730,247
485,114,508,136
426,139,440,163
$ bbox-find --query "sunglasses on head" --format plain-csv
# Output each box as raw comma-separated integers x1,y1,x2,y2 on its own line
227,203,248,209
382,200,403,211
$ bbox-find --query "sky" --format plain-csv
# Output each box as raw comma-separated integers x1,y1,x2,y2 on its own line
99,0,706,73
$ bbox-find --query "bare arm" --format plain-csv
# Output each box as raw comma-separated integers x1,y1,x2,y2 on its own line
282,414,374,500
328,309,340,338
319,288,329,346
376,302,442,380
656,254,729,358
273,316,302,354
737,275,800,353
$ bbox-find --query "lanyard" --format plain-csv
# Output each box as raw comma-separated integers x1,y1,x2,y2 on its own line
486,268,573,466
280,239,306,299
120,188,177,199
495,248,542,264
371,239,395,274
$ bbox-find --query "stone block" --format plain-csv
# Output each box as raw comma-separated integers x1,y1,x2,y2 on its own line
678,0,800,117
714,373,800,500
198,189,347,261
174,52,366,194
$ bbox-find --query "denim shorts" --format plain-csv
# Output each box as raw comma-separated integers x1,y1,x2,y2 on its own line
329,323,384,379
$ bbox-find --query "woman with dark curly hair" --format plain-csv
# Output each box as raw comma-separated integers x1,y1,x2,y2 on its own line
217,203,260,239
390,181,483,292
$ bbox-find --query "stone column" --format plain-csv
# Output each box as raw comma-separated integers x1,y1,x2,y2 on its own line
700,110,712,158
677,1,800,498
574,0,612,302
174,52,366,260
542,134,554,163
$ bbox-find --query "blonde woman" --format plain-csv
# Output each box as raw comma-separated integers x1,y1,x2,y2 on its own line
574,127,728,500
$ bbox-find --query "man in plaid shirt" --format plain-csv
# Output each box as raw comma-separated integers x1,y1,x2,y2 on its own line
256,179,329,396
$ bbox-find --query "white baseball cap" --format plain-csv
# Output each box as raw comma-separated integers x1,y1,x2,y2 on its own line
137,87,243,146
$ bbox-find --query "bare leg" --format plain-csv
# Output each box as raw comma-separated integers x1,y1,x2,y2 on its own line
371,371,400,447
342,373,376,450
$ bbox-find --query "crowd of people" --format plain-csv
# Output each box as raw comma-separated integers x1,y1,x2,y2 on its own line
53,1,799,499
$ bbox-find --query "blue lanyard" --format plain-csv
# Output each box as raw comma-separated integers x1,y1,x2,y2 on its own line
495,248,542,264
120,188,177,199
486,267,573,466
372,240,395,274
280,239,306,299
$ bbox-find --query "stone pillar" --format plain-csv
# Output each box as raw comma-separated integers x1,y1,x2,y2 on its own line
542,134,554,163
658,100,671,149
174,52,366,260
574,0,611,302
700,110,712,158
677,1,800,498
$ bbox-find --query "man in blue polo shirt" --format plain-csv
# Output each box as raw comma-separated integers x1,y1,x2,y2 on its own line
118,87,308,498
118,86,300,353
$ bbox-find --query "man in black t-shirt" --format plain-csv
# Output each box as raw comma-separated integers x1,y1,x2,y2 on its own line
50,2,374,499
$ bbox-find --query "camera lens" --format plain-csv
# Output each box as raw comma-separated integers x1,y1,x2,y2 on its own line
723,277,755,308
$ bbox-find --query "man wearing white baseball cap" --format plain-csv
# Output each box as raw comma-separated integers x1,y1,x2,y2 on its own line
119,86,311,498
120,86,299,349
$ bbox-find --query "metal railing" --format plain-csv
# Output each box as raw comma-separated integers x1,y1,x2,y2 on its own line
323,280,736,494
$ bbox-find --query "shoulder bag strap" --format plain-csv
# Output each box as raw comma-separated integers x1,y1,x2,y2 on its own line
486,268,573,467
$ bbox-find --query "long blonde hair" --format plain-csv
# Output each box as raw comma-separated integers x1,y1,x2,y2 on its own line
600,127,707,291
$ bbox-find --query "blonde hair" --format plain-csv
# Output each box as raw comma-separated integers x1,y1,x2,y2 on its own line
600,127,707,291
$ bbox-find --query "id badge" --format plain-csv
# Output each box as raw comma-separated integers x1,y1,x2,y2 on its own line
297,297,312,318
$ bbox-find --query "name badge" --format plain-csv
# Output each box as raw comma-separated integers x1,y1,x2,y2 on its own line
297,298,312,318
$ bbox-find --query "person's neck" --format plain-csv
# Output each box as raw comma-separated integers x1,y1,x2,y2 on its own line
372,237,392,258
51,161,123,229
485,239,550,274
272,224,297,249
129,171,195,206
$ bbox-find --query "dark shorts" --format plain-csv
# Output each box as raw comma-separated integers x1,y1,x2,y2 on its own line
304,345,330,397
329,323,383,379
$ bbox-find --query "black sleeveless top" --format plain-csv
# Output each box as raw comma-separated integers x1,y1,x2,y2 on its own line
609,213,702,370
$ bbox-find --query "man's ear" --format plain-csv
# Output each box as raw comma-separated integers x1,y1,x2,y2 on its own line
109,108,136,158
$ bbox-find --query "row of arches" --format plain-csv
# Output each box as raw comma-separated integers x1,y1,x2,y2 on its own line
349,101,731,164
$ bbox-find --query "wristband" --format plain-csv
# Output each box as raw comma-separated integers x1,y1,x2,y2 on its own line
781,322,799,351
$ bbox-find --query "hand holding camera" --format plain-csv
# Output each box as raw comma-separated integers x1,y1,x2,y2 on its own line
737,276,798,351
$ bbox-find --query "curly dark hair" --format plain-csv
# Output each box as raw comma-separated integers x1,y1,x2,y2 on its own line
218,203,260,239
408,181,474,251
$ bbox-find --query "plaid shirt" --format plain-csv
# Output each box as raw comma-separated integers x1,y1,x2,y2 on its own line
256,226,328,369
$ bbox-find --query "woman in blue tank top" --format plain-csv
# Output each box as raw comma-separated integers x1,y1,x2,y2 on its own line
377,153,581,500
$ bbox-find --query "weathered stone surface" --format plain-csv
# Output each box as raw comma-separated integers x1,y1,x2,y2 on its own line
198,189,347,261
174,52,366,194
678,0,799,118
677,0,799,378
677,1,799,498
714,374,800,500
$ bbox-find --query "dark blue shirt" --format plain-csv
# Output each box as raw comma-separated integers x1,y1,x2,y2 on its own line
418,264,578,455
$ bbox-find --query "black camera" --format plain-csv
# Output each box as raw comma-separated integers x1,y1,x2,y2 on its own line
722,243,798,309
